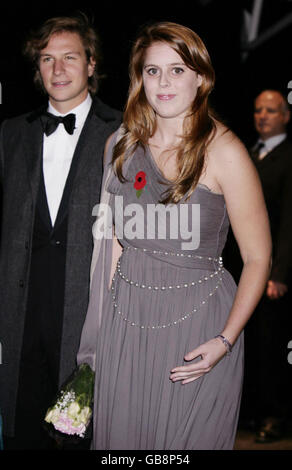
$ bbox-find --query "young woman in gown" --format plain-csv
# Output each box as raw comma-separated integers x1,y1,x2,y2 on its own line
77,22,271,450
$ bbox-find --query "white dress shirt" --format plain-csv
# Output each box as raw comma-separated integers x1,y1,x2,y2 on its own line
43,94,92,225
256,133,287,160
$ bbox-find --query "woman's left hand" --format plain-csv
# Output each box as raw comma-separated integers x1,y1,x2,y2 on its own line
170,337,228,385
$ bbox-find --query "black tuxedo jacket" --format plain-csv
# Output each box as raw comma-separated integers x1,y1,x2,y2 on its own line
0,97,121,436
251,138,292,284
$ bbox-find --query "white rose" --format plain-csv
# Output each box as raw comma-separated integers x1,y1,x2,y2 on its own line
45,407,61,424
67,402,80,419
79,406,91,424
44,409,53,423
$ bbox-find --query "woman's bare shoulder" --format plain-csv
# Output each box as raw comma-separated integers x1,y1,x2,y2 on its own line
207,121,249,166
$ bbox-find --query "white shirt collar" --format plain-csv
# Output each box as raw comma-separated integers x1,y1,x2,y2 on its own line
47,93,93,129
258,133,287,153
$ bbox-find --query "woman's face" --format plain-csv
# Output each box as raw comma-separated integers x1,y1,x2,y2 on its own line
142,42,202,121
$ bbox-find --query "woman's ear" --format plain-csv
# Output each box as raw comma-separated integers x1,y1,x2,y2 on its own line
197,73,203,87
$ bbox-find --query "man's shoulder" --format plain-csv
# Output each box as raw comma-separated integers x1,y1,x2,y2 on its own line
263,138,292,178
90,97,122,124
273,137,292,164
0,105,46,134
1,111,29,129
273,137,292,153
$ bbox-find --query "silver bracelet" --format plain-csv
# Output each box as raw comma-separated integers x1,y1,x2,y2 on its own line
215,334,232,354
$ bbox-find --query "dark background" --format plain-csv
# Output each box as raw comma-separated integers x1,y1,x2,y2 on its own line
0,0,292,146
1,0,292,440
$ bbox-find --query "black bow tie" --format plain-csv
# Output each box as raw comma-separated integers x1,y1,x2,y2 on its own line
40,112,76,136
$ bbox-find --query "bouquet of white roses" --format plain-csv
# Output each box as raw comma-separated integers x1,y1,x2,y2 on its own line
44,363,94,439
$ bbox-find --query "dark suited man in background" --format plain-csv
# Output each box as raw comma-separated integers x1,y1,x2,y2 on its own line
0,14,121,449
234,89,292,442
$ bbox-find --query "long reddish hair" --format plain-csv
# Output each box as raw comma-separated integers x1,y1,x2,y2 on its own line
112,21,218,203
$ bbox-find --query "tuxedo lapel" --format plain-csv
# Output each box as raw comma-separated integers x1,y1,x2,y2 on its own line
37,166,53,230
70,112,108,186
53,107,107,229
23,115,44,210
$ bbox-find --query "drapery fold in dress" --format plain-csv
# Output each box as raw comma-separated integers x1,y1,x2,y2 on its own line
77,127,124,370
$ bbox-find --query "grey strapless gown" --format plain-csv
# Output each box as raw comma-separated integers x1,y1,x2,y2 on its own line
91,142,244,450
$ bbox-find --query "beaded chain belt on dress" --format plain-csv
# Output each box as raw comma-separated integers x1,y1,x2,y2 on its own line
111,246,224,330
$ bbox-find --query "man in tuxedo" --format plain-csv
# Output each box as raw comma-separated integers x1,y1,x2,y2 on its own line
0,15,121,449
239,90,292,442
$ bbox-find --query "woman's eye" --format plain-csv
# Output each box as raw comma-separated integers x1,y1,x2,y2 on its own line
172,67,184,74
146,68,159,76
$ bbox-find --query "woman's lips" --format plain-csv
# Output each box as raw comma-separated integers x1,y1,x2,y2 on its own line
157,94,176,101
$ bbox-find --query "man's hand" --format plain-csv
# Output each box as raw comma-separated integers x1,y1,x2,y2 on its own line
266,280,288,299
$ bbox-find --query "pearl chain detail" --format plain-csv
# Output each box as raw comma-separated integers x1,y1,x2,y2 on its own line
111,249,224,330
123,245,223,264
116,258,222,291
111,272,224,329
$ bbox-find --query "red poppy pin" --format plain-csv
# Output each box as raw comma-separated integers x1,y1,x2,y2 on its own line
134,171,147,198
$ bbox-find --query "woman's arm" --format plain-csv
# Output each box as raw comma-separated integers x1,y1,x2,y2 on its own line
213,133,271,345
170,132,272,384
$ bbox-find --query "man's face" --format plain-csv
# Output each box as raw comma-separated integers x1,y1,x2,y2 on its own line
39,31,95,113
254,91,290,140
